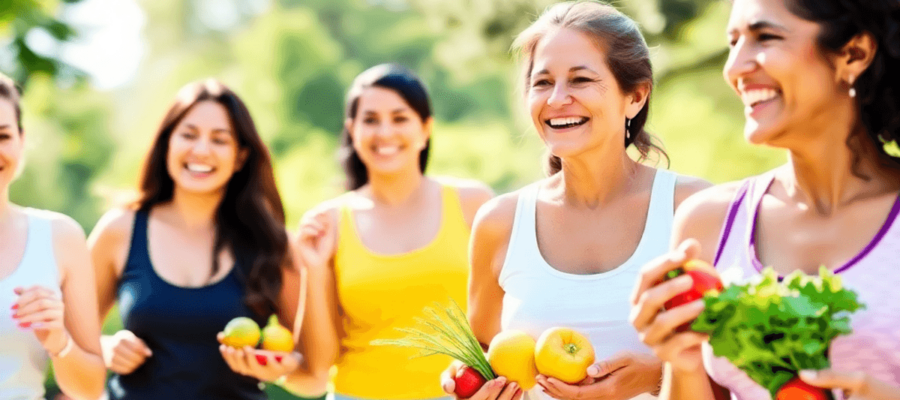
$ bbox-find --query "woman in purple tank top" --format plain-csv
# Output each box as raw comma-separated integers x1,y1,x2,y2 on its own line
629,0,900,399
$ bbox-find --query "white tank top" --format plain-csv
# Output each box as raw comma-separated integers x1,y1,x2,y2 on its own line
499,169,676,400
0,209,61,400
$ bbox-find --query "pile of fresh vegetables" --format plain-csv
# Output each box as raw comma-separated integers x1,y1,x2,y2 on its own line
690,266,865,399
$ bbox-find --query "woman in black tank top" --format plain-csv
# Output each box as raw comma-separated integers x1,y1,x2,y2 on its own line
88,79,320,399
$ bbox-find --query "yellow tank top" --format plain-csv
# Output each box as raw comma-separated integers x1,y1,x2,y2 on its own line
333,184,471,399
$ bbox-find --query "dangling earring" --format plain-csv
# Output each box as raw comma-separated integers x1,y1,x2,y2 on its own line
625,118,632,140
848,74,857,98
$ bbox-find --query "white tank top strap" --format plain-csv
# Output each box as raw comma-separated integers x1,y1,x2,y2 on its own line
499,183,542,285
644,169,677,238
0,208,60,399
21,208,61,288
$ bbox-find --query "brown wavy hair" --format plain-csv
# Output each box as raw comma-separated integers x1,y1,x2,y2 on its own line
135,79,289,317
0,73,22,133
513,1,669,175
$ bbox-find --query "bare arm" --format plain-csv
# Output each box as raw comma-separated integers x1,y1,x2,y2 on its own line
51,215,106,399
281,206,342,395
88,209,157,377
630,183,741,400
468,194,518,349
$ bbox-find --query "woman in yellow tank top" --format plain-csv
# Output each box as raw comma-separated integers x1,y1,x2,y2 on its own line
294,64,494,400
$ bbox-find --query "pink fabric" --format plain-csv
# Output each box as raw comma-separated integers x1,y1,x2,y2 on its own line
704,173,900,400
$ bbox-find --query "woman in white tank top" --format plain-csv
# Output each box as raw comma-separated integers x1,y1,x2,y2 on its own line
0,73,105,399
440,3,709,400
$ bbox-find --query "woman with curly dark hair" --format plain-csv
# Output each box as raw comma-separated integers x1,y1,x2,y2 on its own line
630,0,900,399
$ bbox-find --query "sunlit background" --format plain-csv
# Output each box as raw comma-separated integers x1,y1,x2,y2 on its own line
2,0,784,397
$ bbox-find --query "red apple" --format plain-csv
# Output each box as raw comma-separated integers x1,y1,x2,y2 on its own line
454,365,488,398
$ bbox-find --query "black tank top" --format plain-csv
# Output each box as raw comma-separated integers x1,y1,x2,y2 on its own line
108,210,268,400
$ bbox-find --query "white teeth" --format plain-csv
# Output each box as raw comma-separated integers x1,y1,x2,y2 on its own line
741,89,779,107
376,146,400,156
548,117,588,128
186,163,214,173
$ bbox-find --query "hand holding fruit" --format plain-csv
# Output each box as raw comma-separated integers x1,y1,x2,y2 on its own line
12,286,71,359
629,239,713,373
536,352,662,400
440,360,524,400
218,315,299,382
792,369,900,400
101,330,153,375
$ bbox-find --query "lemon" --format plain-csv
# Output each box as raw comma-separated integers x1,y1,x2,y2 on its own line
261,314,294,352
222,317,261,348
487,330,538,390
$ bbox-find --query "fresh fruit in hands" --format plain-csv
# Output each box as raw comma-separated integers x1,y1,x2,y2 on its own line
776,376,834,400
534,327,595,384
487,330,538,390
222,317,261,348
664,259,724,310
261,315,294,352
454,365,488,398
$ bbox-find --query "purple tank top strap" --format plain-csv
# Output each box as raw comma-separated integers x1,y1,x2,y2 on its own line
714,172,777,268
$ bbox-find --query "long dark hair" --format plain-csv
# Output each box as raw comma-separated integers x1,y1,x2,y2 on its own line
135,79,288,317
0,73,22,133
785,0,900,172
513,1,669,175
338,64,432,190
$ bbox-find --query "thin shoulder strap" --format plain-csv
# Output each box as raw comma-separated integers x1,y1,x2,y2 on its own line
713,178,753,266
499,183,542,284
645,169,677,224
125,209,151,271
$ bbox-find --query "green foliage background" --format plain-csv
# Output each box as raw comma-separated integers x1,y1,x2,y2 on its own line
2,0,785,398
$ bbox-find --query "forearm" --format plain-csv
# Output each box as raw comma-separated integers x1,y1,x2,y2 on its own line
662,363,718,400
280,362,329,397
51,344,107,400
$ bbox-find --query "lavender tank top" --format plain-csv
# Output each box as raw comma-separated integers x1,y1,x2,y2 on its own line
704,172,900,400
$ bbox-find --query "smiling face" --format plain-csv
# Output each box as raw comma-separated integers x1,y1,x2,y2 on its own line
527,27,643,160
165,100,247,196
0,99,23,195
725,0,849,146
348,86,430,178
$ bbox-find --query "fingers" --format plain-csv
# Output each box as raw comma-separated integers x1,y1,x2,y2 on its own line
107,331,152,374
220,345,253,376
653,331,708,363
629,275,695,340
587,353,634,378
799,369,867,392
495,380,521,400
468,377,507,400
538,375,593,400
639,300,705,346
440,360,462,394
630,239,700,306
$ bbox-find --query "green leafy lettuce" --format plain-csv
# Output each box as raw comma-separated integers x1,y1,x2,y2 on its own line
692,266,864,398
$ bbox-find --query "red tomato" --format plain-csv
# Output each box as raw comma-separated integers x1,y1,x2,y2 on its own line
663,259,724,310
454,365,488,399
776,376,834,400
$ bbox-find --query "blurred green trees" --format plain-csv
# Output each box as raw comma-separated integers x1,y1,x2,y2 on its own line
3,0,787,398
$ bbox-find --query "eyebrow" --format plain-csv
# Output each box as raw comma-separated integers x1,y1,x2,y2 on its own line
362,108,409,114
533,66,599,76
729,20,790,35
184,123,232,134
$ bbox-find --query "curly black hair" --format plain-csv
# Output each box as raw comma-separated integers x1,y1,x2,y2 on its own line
787,0,900,171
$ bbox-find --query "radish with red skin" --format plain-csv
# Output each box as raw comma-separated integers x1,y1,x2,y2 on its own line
776,376,834,400
454,365,488,398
